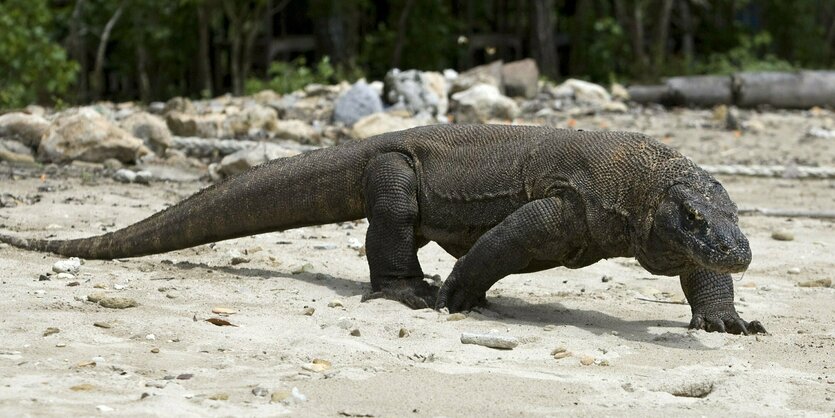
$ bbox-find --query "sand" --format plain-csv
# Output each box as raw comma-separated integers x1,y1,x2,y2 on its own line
0,108,833,416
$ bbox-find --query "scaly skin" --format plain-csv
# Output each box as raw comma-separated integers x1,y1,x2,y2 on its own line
0,125,766,334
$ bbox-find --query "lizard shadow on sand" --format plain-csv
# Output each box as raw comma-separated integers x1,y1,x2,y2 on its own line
166,260,369,297
166,261,716,350
473,295,721,350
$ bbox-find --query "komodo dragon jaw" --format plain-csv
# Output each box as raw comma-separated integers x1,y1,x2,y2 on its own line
648,183,751,275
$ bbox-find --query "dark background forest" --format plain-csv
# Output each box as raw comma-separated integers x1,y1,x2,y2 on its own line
2,0,835,108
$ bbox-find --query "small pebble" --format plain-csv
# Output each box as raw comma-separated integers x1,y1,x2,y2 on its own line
212,307,236,315
96,405,114,413
601,276,613,282
228,249,249,265
113,284,126,290
70,383,95,391
398,328,410,338
313,243,338,250
580,356,595,366
150,348,159,354
93,322,112,329
166,291,179,299
771,230,794,241
460,332,518,349
53,257,82,274
553,351,572,360
302,307,315,316
350,329,361,337
271,390,291,403
787,267,801,275
252,386,269,397
113,169,137,183
134,171,153,184
798,278,832,288
337,318,353,329
292,263,314,274
67,281,80,287
146,381,166,388
43,327,60,337
328,299,345,308
146,334,156,341
99,297,138,309
176,373,193,380
55,272,75,280
551,346,567,356
543,325,557,331
447,313,467,321
56,343,66,348
208,393,229,401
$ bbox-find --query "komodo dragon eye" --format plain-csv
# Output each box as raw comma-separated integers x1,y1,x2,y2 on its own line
682,203,704,229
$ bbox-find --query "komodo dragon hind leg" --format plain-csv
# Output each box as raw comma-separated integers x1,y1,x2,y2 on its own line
360,152,438,309
680,269,767,335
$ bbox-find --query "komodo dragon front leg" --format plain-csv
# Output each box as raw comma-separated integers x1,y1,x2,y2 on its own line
681,269,767,335
436,195,584,312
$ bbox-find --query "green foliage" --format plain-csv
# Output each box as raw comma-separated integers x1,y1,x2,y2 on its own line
585,17,630,83
697,32,795,75
0,0,78,108
244,57,363,95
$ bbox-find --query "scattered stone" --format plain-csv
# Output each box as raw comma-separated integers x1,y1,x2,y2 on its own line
551,346,568,356
447,313,467,321
273,119,319,143
601,276,613,283
150,348,160,354
120,111,172,154
552,79,611,104
543,325,557,331
113,169,137,183
302,359,332,372
313,243,338,250
553,351,572,360
0,139,35,164
56,343,67,348
450,84,519,123
87,292,107,303
224,105,279,138
302,307,315,316
43,327,60,337
351,112,423,139
55,272,76,280
39,108,150,163
350,328,361,337
787,267,801,275
98,296,139,309
0,112,50,147
771,230,794,241
228,249,249,265
385,70,448,118
292,263,315,274
271,390,292,403
580,356,595,366
334,81,384,126
217,142,299,178
252,386,269,397
501,59,539,99
176,373,193,380
165,112,226,138
146,334,156,341
460,332,518,349
665,380,714,398
96,405,114,413
53,257,82,274
212,307,237,315
451,60,503,94
93,322,112,329
328,299,345,308
134,170,153,184
610,83,629,101
798,278,832,288
209,393,229,401
165,291,179,299
70,383,95,391
291,387,308,402
398,328,410,338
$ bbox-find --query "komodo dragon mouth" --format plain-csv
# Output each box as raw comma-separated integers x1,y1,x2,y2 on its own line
647,182,751,275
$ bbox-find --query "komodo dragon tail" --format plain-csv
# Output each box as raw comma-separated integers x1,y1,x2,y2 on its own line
0,140,376,259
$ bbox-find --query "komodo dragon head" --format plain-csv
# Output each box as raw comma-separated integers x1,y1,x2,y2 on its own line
641,180,751,275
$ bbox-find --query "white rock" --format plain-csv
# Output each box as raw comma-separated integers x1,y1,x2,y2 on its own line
451,84,519,123
0,112,49,147
96,405,114,413
53,257,82,274
113,169,137,183
39,109,150,163
351,113,424,139
554,79,612,104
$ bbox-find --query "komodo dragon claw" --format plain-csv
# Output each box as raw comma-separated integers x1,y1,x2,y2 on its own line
689,312,768,335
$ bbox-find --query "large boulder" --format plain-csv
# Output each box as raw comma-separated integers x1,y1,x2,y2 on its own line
166,112,227,138
38,108,150,163
450,84,519,123
163,97,196,115
333,81,383,126
273,119,319,144
120,111,172,155
0,139,35,164
551,79,612,104
384,70,449,118
277,94,335,123
224,105,279,138
216,142,300,178
351,113,425,139
451,60,504,94
501,59,539,99
0,112,49,147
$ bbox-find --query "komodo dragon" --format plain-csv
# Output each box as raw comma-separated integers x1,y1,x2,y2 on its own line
0,125,766,335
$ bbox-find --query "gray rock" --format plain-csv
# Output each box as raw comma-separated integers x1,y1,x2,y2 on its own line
120,112,172,155
113,169,137,183
450,84,519,123
501,59,539,99
384,70,448,118
134,170,153,184
451,60,504,94
0,139,35,164
334,81,384,126
39,108,151,163
252,386,269,397
217,142,300,178
53,257,82,274
273,119,318,144
148,102,166,114
0,112,49,148
163,97,196,115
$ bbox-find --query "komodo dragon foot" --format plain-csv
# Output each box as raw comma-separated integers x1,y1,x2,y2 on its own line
689,308,767,335
361,278,441,309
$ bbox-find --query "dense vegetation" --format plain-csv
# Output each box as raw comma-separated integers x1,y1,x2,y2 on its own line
2,0,834,108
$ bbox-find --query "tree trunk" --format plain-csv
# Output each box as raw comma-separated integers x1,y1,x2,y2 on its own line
679,0,694,70
92,2,125,100
391,0,416,69
67,0,88,103
197,2,214,96
651,0,675,74
135,27,151,102
530,0,559,79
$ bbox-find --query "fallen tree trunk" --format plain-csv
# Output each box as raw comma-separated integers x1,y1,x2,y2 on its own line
664,75,732,107
738,208,835,219
734,71,835,109
701,164,835,179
